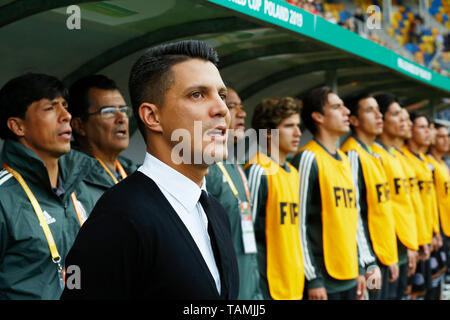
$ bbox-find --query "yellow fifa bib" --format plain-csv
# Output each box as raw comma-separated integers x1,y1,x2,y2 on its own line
372,144,418,251
426,156,449,236
301,141,358,280
341,138,398,266
396,148,428,245
402,147,435,244
247,153,304,300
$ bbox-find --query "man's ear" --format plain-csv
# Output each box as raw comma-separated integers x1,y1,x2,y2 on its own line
6,117,25,138
139,102,163,133
71,117,86,136
349,115,359,128
311,111,324,126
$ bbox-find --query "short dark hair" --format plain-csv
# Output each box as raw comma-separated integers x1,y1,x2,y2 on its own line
344,92,373,117
251,97,302,131
410,111,431,127
434,122,446,130
68,74,119,120
128,40,219,138
0,73,68,140
373,93,399,116
301,86,334,135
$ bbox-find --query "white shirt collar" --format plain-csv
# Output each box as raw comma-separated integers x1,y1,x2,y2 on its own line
138,152,207,212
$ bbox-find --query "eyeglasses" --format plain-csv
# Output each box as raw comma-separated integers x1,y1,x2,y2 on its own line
87,106,132,119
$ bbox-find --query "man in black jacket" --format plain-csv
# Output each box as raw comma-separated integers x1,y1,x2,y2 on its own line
61,40,239,300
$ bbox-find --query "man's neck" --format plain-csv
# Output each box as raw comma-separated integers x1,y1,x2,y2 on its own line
407,140,426,155
430,148,444,162
19,140,60,188
378,133,397,149
84,142,120,170
354,130,375,147
315,130,340,154
147,145,206,187
392,137,405,150
268,145,287,167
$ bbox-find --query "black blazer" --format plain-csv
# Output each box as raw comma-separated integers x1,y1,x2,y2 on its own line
61,171,239,300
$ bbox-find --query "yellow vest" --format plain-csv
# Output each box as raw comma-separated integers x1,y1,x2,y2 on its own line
402,147,435,244
395,148,428,246
426,155,450,236
300,140,358,280
246,152,305,300
341,137,398,266
372,143,418,251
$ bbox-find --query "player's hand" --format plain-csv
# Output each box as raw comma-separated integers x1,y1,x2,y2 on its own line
356,275,366,300
365,265,381,293
419,244,430,261
407,249,418,277
308,287,328,300
388,263,399,283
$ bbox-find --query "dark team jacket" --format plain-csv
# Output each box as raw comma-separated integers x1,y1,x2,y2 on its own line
61,171,239,300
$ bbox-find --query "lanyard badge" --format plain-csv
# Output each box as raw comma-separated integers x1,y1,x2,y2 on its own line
239,201,257,254
216,162,257,254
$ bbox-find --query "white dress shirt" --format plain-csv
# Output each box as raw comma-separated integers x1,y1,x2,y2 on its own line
138,152,221,294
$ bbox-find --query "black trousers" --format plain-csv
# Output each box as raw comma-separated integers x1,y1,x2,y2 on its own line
327,286,357,300
388,263,408,300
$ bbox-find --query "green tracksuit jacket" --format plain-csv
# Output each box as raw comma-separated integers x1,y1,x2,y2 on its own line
0,140,98,299
206,162,262,300
72,146,138,203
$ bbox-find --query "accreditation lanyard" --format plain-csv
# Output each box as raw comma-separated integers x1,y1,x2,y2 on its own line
3,164,86,289
216,162,257,254
94,155,127,184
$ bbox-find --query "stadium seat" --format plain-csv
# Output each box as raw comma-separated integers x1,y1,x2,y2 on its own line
387,27,395,37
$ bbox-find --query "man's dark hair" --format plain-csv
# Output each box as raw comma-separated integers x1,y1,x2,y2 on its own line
68,74,119,120
0,73,68,140
128,40,219,138
373,93,399,116
434,122,446,130
301,86,334,135
409,111,431,127
344,92,373,117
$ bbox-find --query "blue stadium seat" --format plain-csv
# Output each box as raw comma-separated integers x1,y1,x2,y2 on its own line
405,43,419,54
423,53,434,66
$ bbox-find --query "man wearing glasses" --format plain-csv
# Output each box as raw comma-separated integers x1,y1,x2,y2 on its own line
69,75,137,201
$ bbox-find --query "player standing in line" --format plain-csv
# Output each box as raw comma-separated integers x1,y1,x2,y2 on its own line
340,92,399,300
291,86,375,300
372,93,419,300
244,97,304,300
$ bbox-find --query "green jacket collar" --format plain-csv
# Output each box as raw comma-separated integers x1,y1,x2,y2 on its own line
1,139,96,201
70,144,137,188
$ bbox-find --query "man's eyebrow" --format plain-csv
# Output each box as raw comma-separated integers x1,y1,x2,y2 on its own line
183,85,228,94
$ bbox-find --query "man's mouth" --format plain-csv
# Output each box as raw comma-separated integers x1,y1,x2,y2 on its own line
58,129,72,140
115,128,128,138
207,126,227,142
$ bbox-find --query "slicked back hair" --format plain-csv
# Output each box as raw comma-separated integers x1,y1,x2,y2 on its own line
301,86,334,135
344,92,373,117
373,93,400,116
68,74,119,120
128,40,220,139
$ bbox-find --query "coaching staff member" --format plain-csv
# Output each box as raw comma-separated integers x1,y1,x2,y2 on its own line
61,40,239,300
